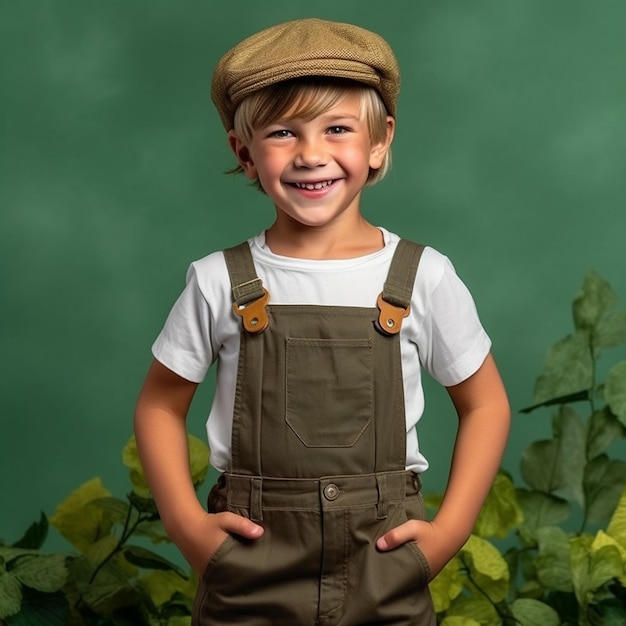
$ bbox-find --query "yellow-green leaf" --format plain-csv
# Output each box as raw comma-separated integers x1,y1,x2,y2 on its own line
138,569,197,608
188,434,210,490
440,616,481,626
607,486,626,551
123,434,209,497
460,535,509,603
474,472,524,538
429,556,463,613
570,534,624,606
49,477,113,553
591,530,626,585
447,595,501,626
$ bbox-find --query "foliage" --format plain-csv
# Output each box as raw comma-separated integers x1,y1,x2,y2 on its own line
2,271,625,625
0,436,209,625
430,270,626,625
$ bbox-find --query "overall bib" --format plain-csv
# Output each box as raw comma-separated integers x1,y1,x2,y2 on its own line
192,240,436,625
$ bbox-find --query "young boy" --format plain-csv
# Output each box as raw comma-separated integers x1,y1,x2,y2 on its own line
134,18,510,625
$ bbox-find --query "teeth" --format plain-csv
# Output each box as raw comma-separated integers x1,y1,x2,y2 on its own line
294,180,334,190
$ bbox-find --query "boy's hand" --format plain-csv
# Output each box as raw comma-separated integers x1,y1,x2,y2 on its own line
177,511,264,576
376,519,459,580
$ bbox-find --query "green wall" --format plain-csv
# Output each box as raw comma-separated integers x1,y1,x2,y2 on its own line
2,1,625,549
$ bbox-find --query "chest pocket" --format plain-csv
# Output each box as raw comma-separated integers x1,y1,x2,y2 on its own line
285,337,373,448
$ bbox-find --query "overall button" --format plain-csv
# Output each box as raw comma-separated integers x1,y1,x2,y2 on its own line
323,483,340,501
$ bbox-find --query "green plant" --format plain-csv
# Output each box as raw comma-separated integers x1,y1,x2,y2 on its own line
429,270,626,625
2,272,625,625
0,435,209,625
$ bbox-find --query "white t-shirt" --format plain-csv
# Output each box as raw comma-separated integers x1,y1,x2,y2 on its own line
152,228,491,474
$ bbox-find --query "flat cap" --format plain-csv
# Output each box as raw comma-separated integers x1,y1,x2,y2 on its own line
211,18,400,131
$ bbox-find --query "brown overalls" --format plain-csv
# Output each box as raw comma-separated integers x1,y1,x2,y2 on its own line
192,240,436,625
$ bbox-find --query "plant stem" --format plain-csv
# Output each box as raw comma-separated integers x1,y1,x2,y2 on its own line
88,500,145,584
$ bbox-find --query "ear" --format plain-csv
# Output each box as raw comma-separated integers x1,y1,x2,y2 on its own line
369,116,395,170
228,130,258,179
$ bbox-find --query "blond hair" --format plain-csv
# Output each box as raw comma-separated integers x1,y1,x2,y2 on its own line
231,78,393,190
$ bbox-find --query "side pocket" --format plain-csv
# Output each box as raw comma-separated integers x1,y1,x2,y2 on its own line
285,337,372,447
200,534,237,582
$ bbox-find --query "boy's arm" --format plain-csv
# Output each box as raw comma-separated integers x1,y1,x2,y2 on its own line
134,359,263,574
376,352,510,578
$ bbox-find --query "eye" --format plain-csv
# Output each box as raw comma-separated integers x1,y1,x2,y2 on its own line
267,129,294,139
327,126,350,135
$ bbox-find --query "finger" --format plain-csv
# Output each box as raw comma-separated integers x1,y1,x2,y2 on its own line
218,512,264,539
376,520,420,551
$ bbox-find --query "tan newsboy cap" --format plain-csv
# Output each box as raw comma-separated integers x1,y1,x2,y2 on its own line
211,18,400,131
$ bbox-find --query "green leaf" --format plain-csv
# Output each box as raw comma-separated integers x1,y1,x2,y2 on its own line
584,455,626,525
127,492,159,516
459,535,509,603
473,472,524,538
133,519,171,545
520,407,587,505
516,489,570,544
123,546,187,578
532,331,594,406
428,556,463,613
0,563,22,619
594,309,626,355
11,514,48,550
511,598,560,626
605,361,626,427
77,558,138,614
588,598,626,625
587,407,626,460
535,526,573,592
572,270,617,332
10,554,68,593
550,406,587,506
6,588,68,626
520,390,589,414
570,534,624,607
49,477,113,553
521,440,559,493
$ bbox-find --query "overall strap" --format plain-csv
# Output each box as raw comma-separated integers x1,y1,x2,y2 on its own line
376,239,425,335
223,242,270,333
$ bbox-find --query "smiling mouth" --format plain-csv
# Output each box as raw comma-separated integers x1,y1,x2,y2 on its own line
290,180,336,190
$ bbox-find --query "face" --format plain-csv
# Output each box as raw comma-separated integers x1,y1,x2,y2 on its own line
229,92,394,231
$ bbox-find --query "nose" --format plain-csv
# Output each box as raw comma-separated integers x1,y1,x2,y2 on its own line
294,137,328,168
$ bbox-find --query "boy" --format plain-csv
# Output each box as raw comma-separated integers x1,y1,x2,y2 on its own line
134,18,510,625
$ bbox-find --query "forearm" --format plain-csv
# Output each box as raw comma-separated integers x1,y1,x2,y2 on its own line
134,405,206,540
433,402,510,549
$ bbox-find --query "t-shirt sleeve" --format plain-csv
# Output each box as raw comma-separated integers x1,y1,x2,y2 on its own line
417,253,492,387
151,264,215,383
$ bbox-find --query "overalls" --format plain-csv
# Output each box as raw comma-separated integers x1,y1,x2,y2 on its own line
192,240,436,625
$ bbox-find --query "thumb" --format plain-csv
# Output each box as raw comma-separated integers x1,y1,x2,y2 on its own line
376,520,420,552
220,511,264,540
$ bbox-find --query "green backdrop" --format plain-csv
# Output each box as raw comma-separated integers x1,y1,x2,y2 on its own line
2,1,625,550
